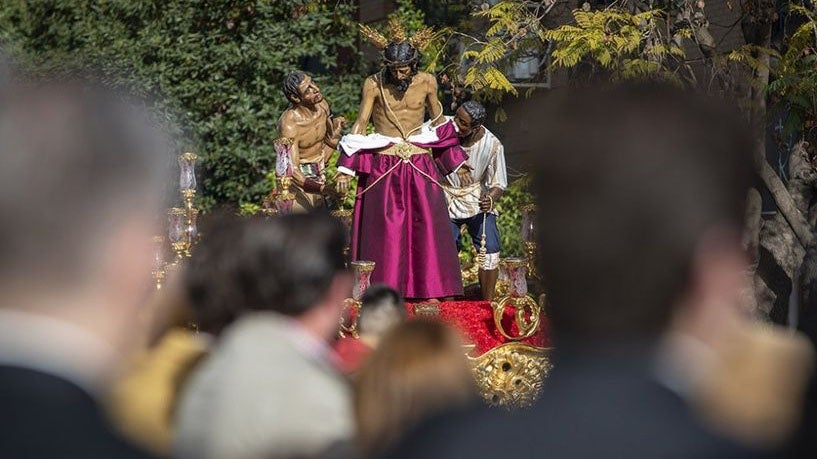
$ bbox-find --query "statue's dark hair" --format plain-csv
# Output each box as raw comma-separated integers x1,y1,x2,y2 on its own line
383,41,420,70
460,100,487,127
282,71,307,103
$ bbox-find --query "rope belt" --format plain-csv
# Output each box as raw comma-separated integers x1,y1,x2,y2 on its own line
354,143,477,200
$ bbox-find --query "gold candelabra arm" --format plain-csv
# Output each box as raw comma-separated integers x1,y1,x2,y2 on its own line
523,241,538,280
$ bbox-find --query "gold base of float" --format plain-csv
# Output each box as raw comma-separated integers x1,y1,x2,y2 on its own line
470,343,552,408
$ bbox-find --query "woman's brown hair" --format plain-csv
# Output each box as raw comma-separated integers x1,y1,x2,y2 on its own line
354,319,476,454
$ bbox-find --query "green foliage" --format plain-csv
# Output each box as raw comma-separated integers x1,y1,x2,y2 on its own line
545,8,685,82
495,176,534,257
238,202,262,216
765,2,817,137
363,0,451,73
0,0,362,209
458,0,541,97
392,0,428,35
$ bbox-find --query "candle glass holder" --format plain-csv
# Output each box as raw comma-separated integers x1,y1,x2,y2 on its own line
274,138,294,177
179,152,198,191
500,258,529,298
168,207,188,264
351,260,375,301
339,260,376,338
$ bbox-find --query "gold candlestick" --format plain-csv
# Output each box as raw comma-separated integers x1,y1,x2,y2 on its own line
151,235,167,290
181,189,196,212
184,208,199,257
520,204,539,280
278,176,295,200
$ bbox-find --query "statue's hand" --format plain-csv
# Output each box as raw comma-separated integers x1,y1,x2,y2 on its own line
479,194,494,212
332,116,347,138
335,173,352,195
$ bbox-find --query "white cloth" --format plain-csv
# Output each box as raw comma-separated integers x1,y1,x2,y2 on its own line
338,120,441,156
174,312,352,459
336,120,445,177
445,126,507,219
0,309,119,397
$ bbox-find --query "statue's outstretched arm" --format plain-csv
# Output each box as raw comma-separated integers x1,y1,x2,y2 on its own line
322,101,345,161
351,77,377,135
426,74,444,126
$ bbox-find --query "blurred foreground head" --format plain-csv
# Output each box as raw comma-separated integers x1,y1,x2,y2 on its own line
358,284,406,341
0,74,169,335
532,84,752,344
184,213,350,340
355,319,475,454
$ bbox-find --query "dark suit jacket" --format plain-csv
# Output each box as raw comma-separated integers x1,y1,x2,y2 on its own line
0,365,156,459
388,348,770,459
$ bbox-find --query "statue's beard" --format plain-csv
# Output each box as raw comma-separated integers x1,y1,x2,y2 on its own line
385,69,414,93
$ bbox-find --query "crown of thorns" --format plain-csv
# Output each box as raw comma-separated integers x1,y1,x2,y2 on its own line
359,18,434,53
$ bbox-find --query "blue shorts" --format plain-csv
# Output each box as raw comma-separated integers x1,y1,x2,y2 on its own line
451,213,501,254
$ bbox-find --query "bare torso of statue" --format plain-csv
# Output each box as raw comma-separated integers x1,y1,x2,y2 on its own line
278,99,332,165
351,71,442,139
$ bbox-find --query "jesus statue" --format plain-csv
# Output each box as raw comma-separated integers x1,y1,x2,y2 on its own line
335,21,473,299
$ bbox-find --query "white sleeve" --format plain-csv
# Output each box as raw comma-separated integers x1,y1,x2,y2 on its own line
489,140,507,189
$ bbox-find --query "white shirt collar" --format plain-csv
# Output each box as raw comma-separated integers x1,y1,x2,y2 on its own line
654,331,717,399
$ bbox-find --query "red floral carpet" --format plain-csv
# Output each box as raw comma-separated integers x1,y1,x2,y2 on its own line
407,301,550,355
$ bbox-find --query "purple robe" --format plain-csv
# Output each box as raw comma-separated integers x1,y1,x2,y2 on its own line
338,121,466,299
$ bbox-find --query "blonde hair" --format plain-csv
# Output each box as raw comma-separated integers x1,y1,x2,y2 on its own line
354,319,476,454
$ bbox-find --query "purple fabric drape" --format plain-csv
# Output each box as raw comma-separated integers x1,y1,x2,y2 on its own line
338,121,467,299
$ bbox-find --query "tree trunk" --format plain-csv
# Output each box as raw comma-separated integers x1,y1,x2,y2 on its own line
742,0,813,250
755,156,815,249
744,187,763,264
741,0,817,317
755,142,816,321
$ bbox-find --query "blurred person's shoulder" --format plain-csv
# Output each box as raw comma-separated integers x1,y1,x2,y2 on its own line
387,362,772,459
0,365,157,459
